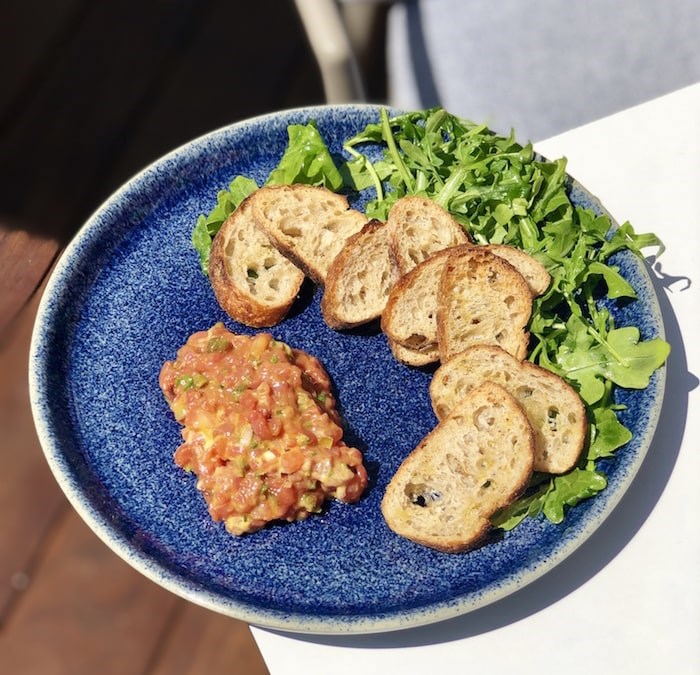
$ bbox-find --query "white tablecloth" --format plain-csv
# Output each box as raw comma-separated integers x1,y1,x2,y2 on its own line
251,83,700,675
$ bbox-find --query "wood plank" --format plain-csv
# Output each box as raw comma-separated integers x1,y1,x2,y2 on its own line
0,281,66,621
150,603,269,675
0,509,180,674
0,224,59,336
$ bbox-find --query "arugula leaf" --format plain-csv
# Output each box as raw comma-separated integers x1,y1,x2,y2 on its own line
266,122,344,190
588,404,633,460
600,220,666,260
557,323,670,404
492,480,550,531
585,261,637,300
541,469,608,523
192,176,258,274
192,122,344,275
495,468,608,530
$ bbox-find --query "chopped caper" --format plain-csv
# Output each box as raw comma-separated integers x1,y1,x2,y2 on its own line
207,336,231,352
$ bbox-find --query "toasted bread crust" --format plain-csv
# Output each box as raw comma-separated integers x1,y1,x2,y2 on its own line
322,220,400,329
387,195,471,275
430,345,587,474
249,184,367,285
436,247,532,361
484,244,550,297
381,247,457,362
386,336,440,367
209,198,305,327
381,382,535,552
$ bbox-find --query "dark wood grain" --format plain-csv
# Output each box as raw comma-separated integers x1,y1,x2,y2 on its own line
0,508,180,674
0,0,89,118
0,224,59,335
150,603,269,675
0,0,216,242
0,283,66,622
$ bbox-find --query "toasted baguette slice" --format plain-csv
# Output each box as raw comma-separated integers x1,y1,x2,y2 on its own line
483,244,550,297
382,244,545,365
321,220,400,329
381,381,535,552
437,247,532,361
430,346,587,474
387,336,440,367
209,197,305,327
387,195,471,275
249,184,367,285
381,247,458,362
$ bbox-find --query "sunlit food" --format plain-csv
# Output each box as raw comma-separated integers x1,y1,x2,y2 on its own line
159,324,368,535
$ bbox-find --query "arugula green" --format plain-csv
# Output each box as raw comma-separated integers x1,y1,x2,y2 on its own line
192,121,342,274
191,107,670,529
344,108,669,529
192,176,258,274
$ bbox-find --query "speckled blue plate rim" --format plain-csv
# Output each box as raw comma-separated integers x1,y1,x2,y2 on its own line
28,104,667,635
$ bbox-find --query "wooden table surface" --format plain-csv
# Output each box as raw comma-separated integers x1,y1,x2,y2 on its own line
0,1,385,671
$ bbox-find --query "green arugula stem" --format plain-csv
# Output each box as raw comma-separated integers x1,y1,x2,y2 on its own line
344,143,384,202
380,108,414,192
587,326,630,367
580,286,630,367
434,166,468,209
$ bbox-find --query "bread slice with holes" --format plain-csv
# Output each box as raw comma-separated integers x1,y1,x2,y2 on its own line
321,219,400,329
382,244,547,366
484,244,550,297
381,247,457,364
381,381,535,553
249,184,367,285
430,345,587,474
387,195,471,275
437,246,533,361
209,197,305,327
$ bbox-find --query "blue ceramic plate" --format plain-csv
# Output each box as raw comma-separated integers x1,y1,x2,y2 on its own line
29,105,666,634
